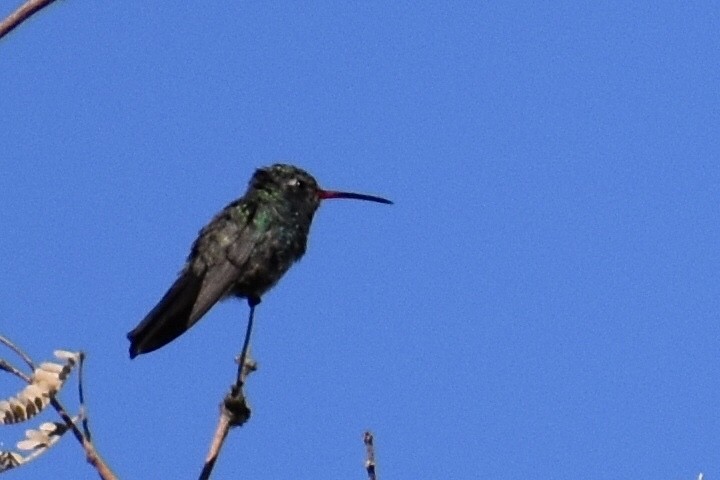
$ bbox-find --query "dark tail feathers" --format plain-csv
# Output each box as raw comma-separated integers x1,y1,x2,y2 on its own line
127,271,204,358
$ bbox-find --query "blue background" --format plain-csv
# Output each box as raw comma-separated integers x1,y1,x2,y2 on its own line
1,2,718,479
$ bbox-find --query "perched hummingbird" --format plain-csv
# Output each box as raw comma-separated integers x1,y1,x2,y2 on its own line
127,164,392,358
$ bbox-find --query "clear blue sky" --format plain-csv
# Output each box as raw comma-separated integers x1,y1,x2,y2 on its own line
1,2,718,479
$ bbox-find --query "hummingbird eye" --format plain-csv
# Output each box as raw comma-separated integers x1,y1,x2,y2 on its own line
287,178,305,189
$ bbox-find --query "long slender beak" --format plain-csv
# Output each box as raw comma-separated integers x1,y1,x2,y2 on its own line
318,189,393,204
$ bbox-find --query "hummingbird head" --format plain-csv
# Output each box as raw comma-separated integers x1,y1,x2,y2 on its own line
252,164,393,212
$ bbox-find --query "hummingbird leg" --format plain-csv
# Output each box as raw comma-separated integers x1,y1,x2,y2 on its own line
235,296,261,388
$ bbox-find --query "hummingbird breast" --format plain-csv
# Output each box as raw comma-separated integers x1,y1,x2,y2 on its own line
231,231,306,297
229,204,314,299
187,191,318,302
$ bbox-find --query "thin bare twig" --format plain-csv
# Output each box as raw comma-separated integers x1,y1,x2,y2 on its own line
0,0,59,41
0,334,35,370
0,337,116,479
198,300,260,480
77,352,92,441
49,373,115,479
198,352,256,480
71,352,113,479
48,397,85,449
364,431,377,480
235,298,258,388
83,439,116,480
0,358,31,383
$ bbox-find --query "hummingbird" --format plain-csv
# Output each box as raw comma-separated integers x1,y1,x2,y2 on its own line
127,164,392,358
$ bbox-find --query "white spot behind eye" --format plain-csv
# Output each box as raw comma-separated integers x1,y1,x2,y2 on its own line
287,178,300,187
